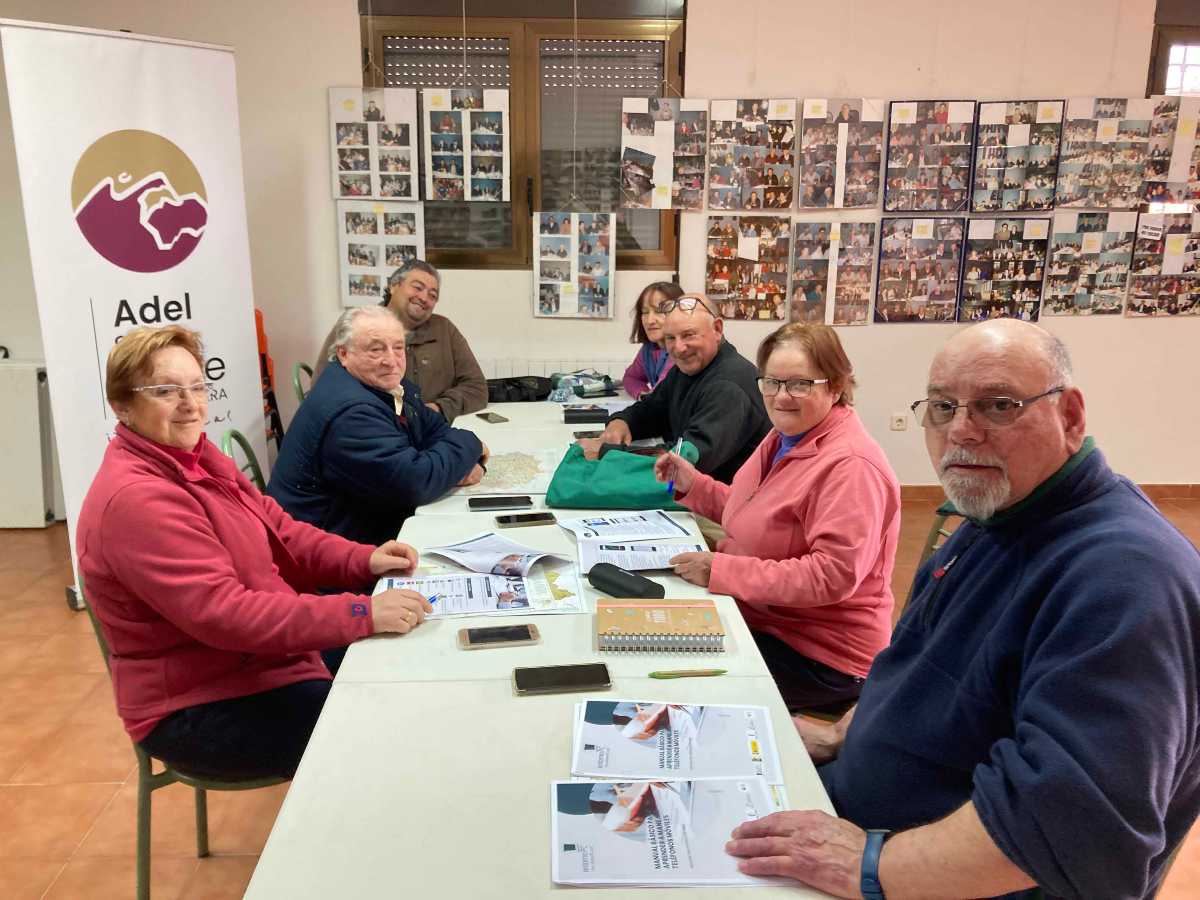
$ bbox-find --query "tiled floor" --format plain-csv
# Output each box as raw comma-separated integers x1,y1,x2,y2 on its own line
0,500,1197,898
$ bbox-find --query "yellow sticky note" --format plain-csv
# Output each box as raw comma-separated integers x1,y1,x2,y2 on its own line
562,283,577,294
830,223,841,241
1081,233,1103,254
912,220,934,240
342,99,356,112
1166,234,1186,254
430,95,445,109
372,203,384,215
655,184,669,196
1095,119,1119,142
1180,118,1197,140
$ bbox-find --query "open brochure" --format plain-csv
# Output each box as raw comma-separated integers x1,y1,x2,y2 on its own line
425,531,569,576
571,700,782,784
558,510,692,542
577,540,705,574
374,561,585,617
551,777,786,886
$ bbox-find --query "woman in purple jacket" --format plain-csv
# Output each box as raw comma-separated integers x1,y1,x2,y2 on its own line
622,281,684,398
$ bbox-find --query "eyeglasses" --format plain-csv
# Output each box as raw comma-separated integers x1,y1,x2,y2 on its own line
757,376,829,398
910,387,1064,429
131,382,213,402
656,296,717,318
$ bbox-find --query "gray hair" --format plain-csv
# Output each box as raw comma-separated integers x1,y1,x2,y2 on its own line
386,258,440,291
1040,330,1074,388
327,306,399,360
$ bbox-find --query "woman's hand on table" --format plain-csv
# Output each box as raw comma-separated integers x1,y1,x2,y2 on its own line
669,551,714,586
371,589,433,634
369,540,418,576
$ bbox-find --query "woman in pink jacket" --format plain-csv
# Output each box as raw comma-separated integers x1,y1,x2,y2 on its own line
621,281,682,398
654,323,900,711
77,325,431,779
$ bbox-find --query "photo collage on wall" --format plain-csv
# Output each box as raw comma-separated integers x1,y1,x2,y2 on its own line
972,100,1064,212
874,217,964,322
788,221,877,326
1126,212,1200,316
705,215,791,320
423,87,510,202
707,99,797,211
1056,97,1154,209
1141,95,1200,207
960,218,1050,322
884,100,975,212
799,99,885,208
619,97,708,210
336,200,425,307
328,87,418,200
1044,212,1136,316
534,212,614,319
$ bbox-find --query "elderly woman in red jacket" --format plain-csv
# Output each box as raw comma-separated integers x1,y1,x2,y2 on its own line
655,324,901,712
77,325,429,779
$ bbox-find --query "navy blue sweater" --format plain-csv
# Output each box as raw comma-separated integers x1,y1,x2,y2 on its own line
267,361,482,546
820,442,1200,899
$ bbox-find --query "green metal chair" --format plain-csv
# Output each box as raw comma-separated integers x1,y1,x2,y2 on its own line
79,578,286,900
292,361,314,404
219,428,266,492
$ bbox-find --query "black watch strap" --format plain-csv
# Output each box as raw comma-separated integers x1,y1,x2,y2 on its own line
860,829,890,900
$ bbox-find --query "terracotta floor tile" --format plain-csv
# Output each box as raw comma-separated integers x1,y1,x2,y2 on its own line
76,779,209,859
0,637,40,678
178,855,260,900
0,570,42,600
0,673,106,731
9,717,136,786
0,858,67,900
61,678,121,728
0,721,64,783
0,594,77,638
205,782,289,855
43,854,197,900
24,632,109,676
0,783,120,859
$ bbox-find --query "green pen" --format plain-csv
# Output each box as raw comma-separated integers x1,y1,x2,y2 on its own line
648,668,728,679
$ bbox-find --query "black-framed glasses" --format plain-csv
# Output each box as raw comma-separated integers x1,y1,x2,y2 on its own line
656,295,717,318
130,382,213,402
757,376,829,398
910,387,1065,429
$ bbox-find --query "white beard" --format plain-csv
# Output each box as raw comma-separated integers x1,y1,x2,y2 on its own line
938,448,1011,520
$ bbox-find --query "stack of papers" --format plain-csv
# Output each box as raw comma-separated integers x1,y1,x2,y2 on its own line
550,699,787,887
577,540,705,574
557,510,692,542
373,532,585,617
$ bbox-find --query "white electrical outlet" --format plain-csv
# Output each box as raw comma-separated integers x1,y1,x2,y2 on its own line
890,413,908,432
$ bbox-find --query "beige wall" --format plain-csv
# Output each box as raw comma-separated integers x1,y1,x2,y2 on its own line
2,0,1192,484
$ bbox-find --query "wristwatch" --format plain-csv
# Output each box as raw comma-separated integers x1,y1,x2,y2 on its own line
860,829,891,900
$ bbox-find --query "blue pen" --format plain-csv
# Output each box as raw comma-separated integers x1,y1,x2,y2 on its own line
427,595,439,605
665,436,684,495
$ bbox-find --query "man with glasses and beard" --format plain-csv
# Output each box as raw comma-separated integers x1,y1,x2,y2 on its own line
724,319,1200,900
578,293,770,485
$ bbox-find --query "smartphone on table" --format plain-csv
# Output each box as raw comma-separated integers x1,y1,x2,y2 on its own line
476,412,509,424
513,662,611,695
573,429,603,439
468,495,533,511
457,623,540,650
495,511,556,528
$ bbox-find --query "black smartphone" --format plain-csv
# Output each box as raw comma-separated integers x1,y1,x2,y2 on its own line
495,511,557,528
458,623,540,650
513,662,611,695
476,412,509,424
468,495,533,511
573,429,603,439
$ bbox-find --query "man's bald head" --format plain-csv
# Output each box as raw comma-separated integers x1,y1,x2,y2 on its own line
922,320,1086,520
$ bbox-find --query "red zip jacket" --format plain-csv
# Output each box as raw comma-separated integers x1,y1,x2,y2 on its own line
679,405,901,677
77,425,377,741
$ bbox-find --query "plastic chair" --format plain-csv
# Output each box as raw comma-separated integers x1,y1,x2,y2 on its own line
292,361,314,404
219,428,266,492
78,578,286,900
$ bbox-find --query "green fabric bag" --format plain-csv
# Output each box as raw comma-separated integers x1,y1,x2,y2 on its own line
545,441,699,510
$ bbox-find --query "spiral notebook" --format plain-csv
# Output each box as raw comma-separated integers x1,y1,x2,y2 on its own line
595,600,725,652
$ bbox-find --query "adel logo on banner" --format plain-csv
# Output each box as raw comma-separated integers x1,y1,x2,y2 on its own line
71,129,208,273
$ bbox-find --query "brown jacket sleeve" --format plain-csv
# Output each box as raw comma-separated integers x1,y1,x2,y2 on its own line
431,319,487,421
312,321,338,381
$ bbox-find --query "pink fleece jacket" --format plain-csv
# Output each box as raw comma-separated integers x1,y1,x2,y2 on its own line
678,405,900,677
77,426,378,741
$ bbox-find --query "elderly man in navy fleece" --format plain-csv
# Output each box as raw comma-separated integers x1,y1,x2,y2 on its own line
725,319,1199,900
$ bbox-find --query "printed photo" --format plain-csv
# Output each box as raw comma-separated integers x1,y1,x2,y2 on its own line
620,146,656,208
959,219,1049,322
379,122,410,147
344,211,378,235
431,110,463,135
540,212,572,235
337,147,370,171
874,217,964,322
451,87,484,110
384,212,417,235
540,236,571,259
471,178,503,201
347,242,377,268
471,110,503,135
338,173,372,197
385,243,417,267
538,282,562,315
362,88,385,121
379,149,411,173
379,174,411,198
348,273,381,297
335,122,368,146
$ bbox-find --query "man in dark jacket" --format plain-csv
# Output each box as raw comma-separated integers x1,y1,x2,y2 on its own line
269,306,485,546
724,320,1200,900
581,294,770,484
